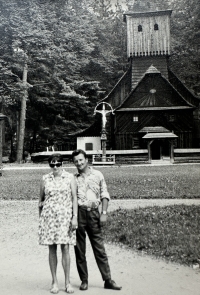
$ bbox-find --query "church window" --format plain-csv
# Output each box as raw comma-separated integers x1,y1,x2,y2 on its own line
133,115,139,122
154,24,159,31
138,25,142,32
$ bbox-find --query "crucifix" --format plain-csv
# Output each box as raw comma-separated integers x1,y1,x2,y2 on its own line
94,102,114,162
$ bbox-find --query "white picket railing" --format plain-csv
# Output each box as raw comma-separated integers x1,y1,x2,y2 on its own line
92,154,115,165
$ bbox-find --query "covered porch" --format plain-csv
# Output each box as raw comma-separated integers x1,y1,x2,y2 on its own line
142,128,178,164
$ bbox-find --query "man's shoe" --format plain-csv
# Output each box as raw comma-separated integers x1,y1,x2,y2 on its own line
80,281,88,291
104,279,122,290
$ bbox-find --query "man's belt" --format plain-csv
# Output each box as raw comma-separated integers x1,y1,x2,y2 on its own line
79,204,99,211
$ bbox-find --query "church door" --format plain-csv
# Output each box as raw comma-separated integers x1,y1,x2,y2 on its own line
151,140,161,160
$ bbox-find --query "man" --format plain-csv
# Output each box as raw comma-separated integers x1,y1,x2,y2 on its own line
72,149,122,291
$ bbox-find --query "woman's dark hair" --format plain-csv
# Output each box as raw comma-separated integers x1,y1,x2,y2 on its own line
48,153,63,164
71,149,87,161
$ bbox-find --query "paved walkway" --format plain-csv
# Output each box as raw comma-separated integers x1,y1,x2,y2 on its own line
0,200,200,295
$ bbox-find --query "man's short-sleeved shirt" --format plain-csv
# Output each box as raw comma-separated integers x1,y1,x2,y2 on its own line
74,167,110,207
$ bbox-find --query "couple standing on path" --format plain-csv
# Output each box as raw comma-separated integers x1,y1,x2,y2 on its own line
38,149,122,294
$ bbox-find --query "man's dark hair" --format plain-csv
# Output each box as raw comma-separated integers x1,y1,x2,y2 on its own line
71,149,87,160
48,153,63,164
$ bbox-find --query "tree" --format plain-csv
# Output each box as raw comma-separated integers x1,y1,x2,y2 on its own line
168,0,200,95
14,51,30,163
0,0,199,158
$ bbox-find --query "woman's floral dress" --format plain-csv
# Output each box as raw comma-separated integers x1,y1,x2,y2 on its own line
38,170,76,245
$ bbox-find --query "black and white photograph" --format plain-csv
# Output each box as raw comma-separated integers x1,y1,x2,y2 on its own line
0,0,200,294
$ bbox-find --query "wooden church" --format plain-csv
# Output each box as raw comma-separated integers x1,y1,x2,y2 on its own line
76,0,200,163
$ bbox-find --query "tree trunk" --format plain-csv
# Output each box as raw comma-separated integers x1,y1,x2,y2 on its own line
0,121,2,175
16,62,28,163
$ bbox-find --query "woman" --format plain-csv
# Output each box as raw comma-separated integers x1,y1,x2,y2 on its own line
38,154,77,294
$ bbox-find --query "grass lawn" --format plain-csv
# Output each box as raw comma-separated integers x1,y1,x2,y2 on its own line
103,205,200,267
0,164,200,200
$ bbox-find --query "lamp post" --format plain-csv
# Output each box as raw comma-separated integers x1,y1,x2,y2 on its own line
0,113,7,176
94,102,114,162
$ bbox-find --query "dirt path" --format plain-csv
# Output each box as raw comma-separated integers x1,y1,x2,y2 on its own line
0,200,200,295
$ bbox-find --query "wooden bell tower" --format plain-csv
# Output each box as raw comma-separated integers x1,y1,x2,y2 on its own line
124,0,172,88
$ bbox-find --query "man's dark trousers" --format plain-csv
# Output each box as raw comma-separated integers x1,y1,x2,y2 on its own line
75,207,111,282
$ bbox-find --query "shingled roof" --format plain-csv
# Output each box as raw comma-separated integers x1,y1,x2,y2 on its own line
132,0,167,13
115,65,195,111
68,118,102,137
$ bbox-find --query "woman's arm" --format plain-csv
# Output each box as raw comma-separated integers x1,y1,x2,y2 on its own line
70,176,78,229
39,178,45,217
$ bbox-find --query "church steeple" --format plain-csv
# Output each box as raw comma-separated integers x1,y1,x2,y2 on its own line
123,0,172,88
124,1,172,58
132,0,165,13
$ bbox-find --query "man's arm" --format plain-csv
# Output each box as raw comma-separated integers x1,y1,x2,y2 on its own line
99,173,110,226
102,197,109,212
100,198,109,226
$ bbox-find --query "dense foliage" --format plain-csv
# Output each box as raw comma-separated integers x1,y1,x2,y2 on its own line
0,0,199,159
168,0,200,93
104,205,200,266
